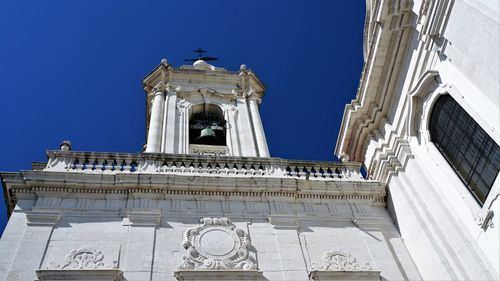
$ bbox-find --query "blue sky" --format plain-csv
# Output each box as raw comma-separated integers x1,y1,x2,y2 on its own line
0,1,365,235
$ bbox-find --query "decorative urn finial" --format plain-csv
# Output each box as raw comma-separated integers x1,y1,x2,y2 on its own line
59,140,72,151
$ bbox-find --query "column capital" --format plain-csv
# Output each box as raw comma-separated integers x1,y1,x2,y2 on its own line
247,92,262,103
152,81,167,94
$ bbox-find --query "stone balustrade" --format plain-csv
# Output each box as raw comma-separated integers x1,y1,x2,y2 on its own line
43,151,363,180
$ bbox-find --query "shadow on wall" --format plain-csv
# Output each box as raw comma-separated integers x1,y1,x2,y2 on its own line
0,179,7,237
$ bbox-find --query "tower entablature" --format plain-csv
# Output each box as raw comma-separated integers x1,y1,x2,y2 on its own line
142,59,268,157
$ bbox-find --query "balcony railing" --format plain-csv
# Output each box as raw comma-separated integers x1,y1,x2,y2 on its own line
43,151,363,180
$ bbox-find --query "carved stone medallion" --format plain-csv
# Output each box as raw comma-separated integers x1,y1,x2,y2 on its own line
179,217,256,271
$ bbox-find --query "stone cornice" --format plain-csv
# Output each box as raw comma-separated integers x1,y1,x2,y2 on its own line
2,172,385,213
8,172,384,199
335,0,414,163
239,68,266,96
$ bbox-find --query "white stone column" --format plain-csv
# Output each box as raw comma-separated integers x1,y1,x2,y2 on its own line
236,98,258,157
145,87,166,153
162,90,177,153
248,95,270,157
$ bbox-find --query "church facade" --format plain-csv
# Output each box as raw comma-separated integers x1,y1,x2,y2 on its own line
1,0,499,281
0,57,421,281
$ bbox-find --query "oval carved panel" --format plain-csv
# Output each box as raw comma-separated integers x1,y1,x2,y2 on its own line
179,217,256,271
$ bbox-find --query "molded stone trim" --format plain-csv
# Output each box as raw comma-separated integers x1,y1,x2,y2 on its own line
407,70,440,136
174,270,263,281
36,269,123,281
308,270,381,281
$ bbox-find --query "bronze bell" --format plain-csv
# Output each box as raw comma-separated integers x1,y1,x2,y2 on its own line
195,127,219,145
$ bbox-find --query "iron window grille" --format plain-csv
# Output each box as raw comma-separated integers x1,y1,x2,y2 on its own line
430,95,500,205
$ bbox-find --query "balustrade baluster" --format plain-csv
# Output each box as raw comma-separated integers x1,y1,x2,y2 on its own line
122,159,132,172
40,152,363,181
165,161,174,173
74,157,85,171
335,168,342,178
94,157,105,172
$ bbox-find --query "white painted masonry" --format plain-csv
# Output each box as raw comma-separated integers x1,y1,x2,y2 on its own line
336,0,499,280
0,151,421,281
2,0,498,279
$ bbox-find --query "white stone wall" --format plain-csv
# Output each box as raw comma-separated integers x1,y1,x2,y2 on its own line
443,0,499,108
0,195,421,281
336,0,500,280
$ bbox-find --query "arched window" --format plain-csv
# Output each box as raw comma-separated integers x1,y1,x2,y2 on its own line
189,104,226,146
430,95,500,205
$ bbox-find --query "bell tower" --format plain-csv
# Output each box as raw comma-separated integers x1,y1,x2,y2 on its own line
142,57,269,157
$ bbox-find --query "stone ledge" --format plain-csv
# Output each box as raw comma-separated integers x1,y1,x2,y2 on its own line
308,270,381,281
36,269,123,281
174,270,263,281
26,211,61,226
122,208,161,226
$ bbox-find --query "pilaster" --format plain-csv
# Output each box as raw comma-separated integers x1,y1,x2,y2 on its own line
122,209,161,280
5,211,60,281
162,88,178,153
269,216,309,281
236,97,257,157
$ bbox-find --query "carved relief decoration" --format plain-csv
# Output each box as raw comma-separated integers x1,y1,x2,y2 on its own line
176,98,191,115
179,217,256,271
47,247,117,270
189,144,228,155
314,250,372,271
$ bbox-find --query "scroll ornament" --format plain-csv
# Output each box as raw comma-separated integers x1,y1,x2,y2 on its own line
47,247,117,270
315,249,372,271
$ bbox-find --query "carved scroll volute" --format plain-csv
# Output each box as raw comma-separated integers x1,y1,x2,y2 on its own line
313,249,373,271
47,247,118,270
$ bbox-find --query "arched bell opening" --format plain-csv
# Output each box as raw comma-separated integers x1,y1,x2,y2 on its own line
189,104,226,146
